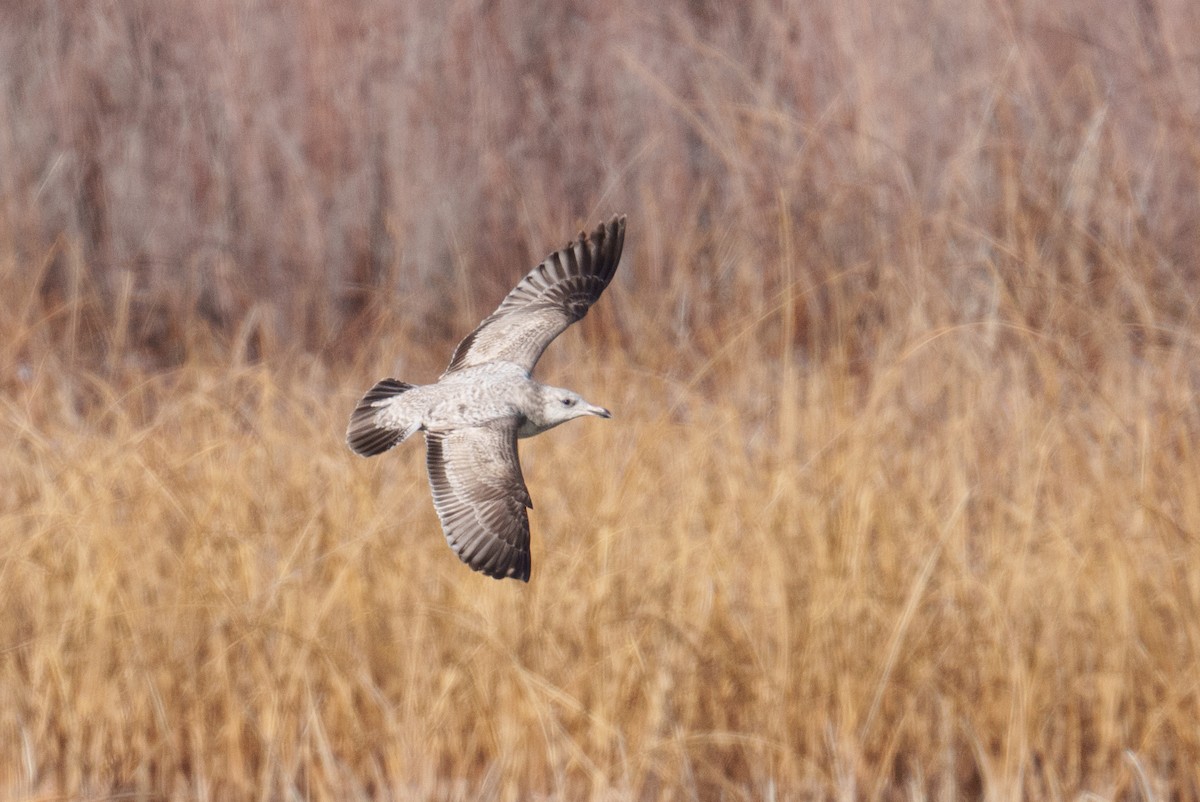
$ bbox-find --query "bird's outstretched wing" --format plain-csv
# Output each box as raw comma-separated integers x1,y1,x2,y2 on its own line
442,215,626,376
425,422,533,581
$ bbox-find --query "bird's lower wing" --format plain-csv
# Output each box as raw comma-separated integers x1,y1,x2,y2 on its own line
425,422,533,582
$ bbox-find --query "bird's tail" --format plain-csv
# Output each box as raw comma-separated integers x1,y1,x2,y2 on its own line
346,378,418,456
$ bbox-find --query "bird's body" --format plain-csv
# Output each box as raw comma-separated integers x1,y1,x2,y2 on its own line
346,216,626,582
364,363,608,440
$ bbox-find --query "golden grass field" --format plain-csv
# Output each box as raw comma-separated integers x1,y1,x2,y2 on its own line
2,1,1200,799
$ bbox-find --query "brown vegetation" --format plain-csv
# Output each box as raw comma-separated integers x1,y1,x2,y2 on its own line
2,0,1200,799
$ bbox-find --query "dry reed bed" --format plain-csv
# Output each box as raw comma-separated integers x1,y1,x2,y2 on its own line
2,321,1199,799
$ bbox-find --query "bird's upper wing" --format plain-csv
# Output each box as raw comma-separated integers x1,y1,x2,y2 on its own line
442,215,626,376
425,421,533,582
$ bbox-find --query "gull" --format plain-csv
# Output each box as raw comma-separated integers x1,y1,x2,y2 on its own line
347,215,626,582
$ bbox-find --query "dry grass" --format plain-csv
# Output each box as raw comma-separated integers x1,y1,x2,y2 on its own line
3,1,1200,799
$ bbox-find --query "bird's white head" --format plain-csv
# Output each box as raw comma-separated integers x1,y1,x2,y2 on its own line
523,386,611,437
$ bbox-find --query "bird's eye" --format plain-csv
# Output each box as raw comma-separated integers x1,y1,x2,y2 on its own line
562,397,575,407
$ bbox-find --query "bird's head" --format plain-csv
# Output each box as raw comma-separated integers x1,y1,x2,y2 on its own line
538,387,612,430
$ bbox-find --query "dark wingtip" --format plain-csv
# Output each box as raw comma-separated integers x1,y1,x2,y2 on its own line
578,214,626,286
476,553,531,582
513,555,531,582
582,214,625,242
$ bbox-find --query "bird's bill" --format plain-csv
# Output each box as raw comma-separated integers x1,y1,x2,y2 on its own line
587,404,612,419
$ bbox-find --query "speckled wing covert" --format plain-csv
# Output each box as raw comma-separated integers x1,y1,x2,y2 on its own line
425,422,533,581
442,215,626,376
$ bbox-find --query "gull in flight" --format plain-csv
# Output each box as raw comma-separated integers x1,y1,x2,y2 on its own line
347,216,627,582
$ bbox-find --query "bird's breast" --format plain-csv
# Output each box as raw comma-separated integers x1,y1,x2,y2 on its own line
516,417,547,438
